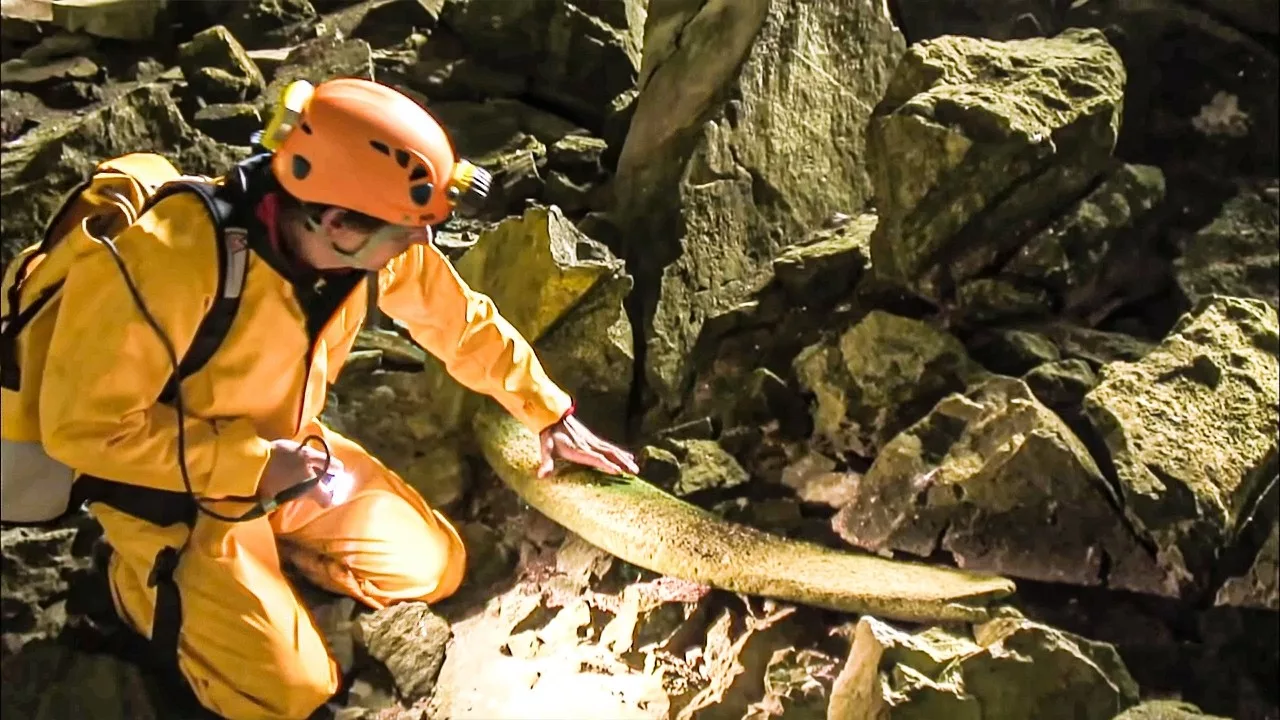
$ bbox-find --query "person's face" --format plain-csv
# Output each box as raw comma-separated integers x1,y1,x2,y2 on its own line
293,207,430,271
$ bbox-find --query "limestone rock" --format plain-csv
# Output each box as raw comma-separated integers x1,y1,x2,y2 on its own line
1175,182,1279,312
0,82,244,263
440,0,646,131
1,641,164,720
613,0,905,408
191,102,262,146
1114,700,1233,719
219,0,319,51
1034,323,1157,368
411,205,632,437
357,602,451,701
0,55,99,88
18,31,96,63
793,311,988,458
999,163,1167,319
177,25,265,104
890,0,1066,42
1,517,98,658
399,443,470,512
833,376,1165,594
338,0,441,48
867,28,1126,303
427,99,590,219
1084,296,1280,596
828,613,1140,720
771,213,875,309
49,0,168,41
965,327,1062,376
1215,517,1279,611
661,438,749,498
1023,357,1098,410
259,35,373,112
0,89,48,142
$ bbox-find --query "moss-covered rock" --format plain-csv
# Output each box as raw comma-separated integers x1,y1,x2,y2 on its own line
867,28,1126,303
408,205,633,438
1000,162,1167,318
794,311,988,458
177,25,265,104
1114,700,1233,720
613,0,905,409
1214,517,1279,611
1175,182,1279,312
1084,296,1280,596
0,83,244,263
832,377,1165,594
439,0,645,132
829,612,1140,719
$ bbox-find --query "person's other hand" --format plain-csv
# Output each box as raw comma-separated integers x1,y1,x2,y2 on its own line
258,439,345,508
538,413,638,478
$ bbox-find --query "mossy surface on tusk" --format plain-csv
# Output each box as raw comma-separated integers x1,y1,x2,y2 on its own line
473,403,1017,624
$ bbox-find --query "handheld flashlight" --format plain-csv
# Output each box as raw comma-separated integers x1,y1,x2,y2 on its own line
320,469,354,506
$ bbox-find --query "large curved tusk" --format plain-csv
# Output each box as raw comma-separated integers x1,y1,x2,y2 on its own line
473,402,1017,625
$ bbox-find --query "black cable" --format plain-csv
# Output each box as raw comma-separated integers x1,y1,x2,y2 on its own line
94,234,330,523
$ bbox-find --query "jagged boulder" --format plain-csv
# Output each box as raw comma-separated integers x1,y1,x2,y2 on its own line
356,602,451,701
993,163,1166,322
438,0,646,132
613,0,905,411
1215,518,1279,611
427,99,593,220
793,310,989,459
177,25,265,104
1083,296,1280,597
258,35,374,112
1114,700,1233,720
1175,181,1279,312
832,376,1167,595
828,612,1140,719
404,205,633,439
47,0,169,41
866,28,1126,304
0,82,245,263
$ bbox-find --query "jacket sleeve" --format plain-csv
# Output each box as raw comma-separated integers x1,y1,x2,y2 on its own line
39,193,271,500
378,241,574,433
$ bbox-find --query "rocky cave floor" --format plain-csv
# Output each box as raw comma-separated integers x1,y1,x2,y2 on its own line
1,0,1278,719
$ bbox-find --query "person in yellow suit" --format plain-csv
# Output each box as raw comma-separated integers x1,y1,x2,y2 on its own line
36,78,638,719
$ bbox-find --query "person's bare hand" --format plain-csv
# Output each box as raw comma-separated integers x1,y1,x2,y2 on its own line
538,414,638,478
258,439,345,508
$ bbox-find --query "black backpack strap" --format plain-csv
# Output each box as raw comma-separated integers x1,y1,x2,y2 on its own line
150,180,250,406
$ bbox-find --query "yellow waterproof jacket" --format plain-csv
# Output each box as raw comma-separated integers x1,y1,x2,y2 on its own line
23,190,572,506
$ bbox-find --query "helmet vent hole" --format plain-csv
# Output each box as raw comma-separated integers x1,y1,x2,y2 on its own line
409,164,428,182
394,149,411,168
409,182,433,207
369,140,391,155
300,121,313,135
291,155,312,180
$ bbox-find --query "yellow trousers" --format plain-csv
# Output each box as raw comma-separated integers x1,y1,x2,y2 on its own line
94,425,467,720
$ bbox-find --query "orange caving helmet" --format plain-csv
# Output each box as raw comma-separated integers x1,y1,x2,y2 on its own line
260,78,491,226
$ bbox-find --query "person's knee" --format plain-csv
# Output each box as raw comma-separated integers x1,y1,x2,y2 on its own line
186,649,338,720
345,490,467,604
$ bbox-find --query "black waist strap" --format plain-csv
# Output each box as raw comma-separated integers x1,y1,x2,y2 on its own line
74,475,197,529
